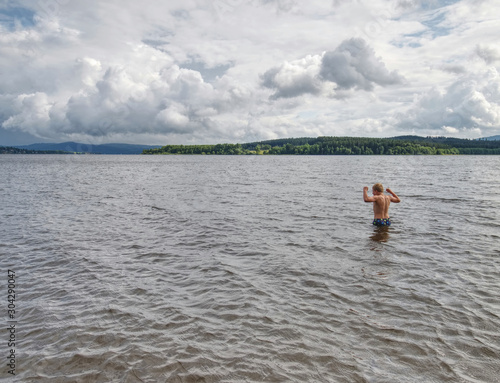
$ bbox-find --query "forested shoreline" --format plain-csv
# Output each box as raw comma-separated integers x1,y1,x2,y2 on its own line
0,146,69,154
143,136,500,155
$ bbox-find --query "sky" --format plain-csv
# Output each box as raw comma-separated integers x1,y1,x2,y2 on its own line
1,0,500,145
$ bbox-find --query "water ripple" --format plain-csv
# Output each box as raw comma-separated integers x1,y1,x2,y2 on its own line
2,155,500,382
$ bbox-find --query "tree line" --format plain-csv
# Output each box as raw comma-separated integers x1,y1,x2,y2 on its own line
143,136,500,155
0,146,68,154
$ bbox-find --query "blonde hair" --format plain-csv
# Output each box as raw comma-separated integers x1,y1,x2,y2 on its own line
373,183,383,192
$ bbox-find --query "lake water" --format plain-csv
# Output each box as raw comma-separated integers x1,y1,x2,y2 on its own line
2,154,500,382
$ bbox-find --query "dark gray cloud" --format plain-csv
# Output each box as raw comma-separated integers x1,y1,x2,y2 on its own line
441,64,467,74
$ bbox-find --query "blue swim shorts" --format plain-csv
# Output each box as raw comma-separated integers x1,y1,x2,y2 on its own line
373,218,391,226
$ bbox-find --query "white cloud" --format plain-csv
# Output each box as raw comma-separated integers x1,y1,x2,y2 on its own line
320,38,404,91
2,92,52,134
261,54,323,99
443,125,459,134
261,38,404,100
155,105,190,131
395,67,500,136
0,0,499,144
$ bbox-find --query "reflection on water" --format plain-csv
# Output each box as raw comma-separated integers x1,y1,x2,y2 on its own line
369,226,391,242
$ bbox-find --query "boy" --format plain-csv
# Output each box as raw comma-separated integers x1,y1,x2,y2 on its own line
363,183,401,226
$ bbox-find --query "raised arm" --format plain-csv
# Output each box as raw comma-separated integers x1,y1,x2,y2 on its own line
386,188,401,203
363,186,375,202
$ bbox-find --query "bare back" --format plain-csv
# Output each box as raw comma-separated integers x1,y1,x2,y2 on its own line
363,186,400,220
373,194,391,219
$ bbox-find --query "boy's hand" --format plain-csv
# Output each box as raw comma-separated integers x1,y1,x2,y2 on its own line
386,188,392,193
363,186,374,202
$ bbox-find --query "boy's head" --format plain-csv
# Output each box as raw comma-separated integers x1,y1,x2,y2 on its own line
372,183,384,194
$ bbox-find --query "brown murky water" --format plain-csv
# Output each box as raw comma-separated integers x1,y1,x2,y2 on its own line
2,155,500,382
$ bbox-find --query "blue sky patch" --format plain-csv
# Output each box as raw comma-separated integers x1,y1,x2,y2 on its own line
421,10,453,38
420,0,462,10
0,6,35,29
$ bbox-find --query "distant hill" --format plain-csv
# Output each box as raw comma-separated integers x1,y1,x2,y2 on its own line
481,135,500,141
1,146,68,154
14,142,161,154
